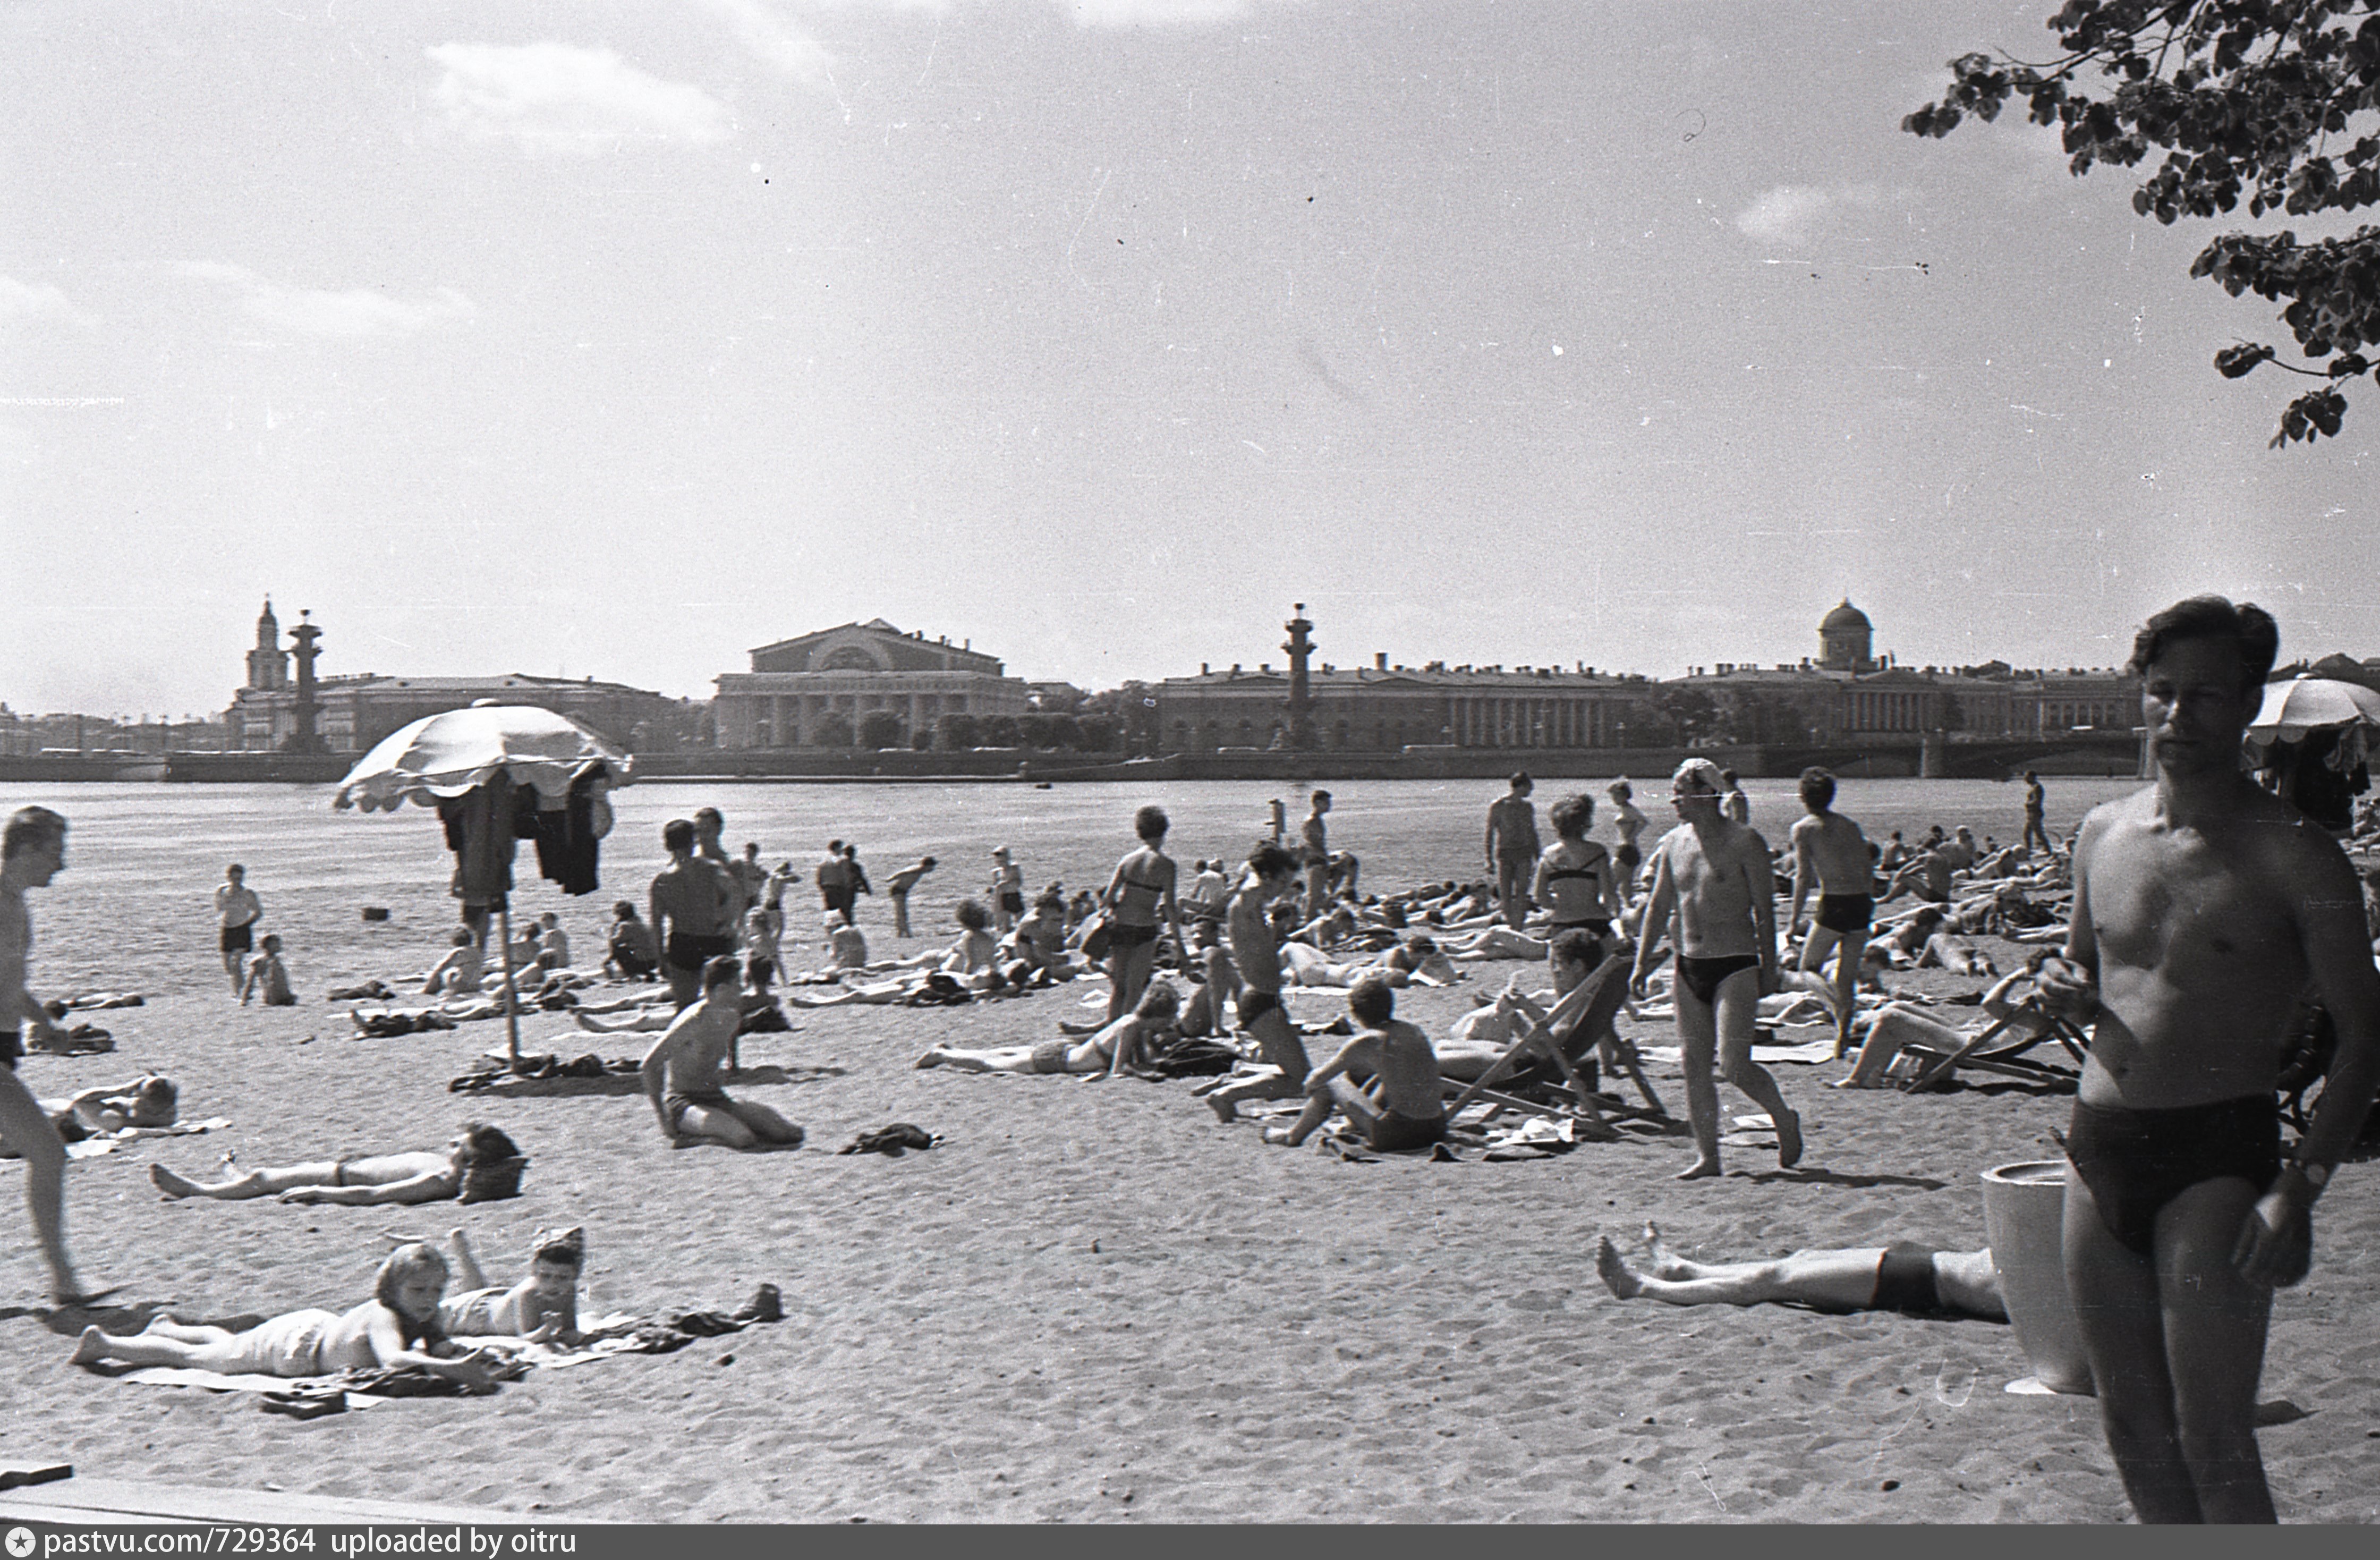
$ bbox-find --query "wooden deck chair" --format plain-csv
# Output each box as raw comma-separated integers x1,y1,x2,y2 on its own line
1903,1002,2082,1092
1446,956,1645,1125
1503,949,1668,1119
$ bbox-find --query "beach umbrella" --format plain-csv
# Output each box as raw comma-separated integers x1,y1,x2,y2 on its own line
332,703,634,1069
2248,676,2380,743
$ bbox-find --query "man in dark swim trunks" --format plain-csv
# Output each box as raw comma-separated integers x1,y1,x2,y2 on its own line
1783,767,1874,1058
0,807,101,1304
2022,769,2052,857
1205,843,1310,1123
2039,596,2380,1524
1484,773,1542,931
1595,1222,2003,1320
1629,758,1802,1181
650,819,737,1010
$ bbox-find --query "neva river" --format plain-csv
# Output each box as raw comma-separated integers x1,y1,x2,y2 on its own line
0,776,2141,1001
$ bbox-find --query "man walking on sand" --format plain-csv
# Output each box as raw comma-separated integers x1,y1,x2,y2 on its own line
214,863,261,994
2038,596,2380,1524
2,807,101,1304
1630,758,1802,1180
2022,769,2053,857
1484,773,1542,931
1784,767,1874,1059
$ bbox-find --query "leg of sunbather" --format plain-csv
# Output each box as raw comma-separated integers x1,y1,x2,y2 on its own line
1264,1075,1383,1147
1596,1233,1889,1310
781,981,909,1008
672,1100,760,1149
1835,1003,1967,1088
717,1098,803,1146
0,1068,83,1301
147,1160,344,1200
1204,1004,1311,1120
573,1009,673,1034
1442,927,1550,961
448,1228,491,1293
915,1044,1039,1073
1713,970,1800,1168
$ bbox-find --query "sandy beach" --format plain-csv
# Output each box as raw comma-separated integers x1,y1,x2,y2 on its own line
0,945,2373,1526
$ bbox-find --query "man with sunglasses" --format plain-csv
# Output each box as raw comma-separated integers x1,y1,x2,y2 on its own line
1629,758,1804,1179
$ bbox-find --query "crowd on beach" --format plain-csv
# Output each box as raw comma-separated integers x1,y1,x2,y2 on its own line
5,595,2380,1522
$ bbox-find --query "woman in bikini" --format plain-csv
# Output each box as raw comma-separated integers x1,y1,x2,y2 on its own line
440,1225,583,1343
1100,806,1191,1023
1606,781,1649,893
1532,793,1622,970
71,1242,513,1387
916,981,1180,1078
146,1123,520,1206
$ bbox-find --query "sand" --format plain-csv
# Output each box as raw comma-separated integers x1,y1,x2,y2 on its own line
3,955,2377,1524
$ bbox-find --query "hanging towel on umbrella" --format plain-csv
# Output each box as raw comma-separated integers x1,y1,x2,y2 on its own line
438,778,517,914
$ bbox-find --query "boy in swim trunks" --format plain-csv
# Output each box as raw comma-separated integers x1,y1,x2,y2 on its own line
641,956,804,1150
1485,773,1542,930
1783,766,1874,1057
2038,596,2380,1524
1630,759,1803,1181
651,819,738,1010
0,806,100,1304
1205,843,1312,1122
1263,976,1447,1151
215,863,261,994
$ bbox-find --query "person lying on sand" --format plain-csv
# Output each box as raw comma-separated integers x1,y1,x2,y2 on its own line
1595,1220,2003,1321
440,1225,582,1344
72,1241,515,1388
47,1074,175,1141
1836,957,2054,1088
1435,925,1552,962
148,1123,521,1206
641,957,803,1150
1263,977,1448,1151
1280,933,1456,988
917,981,1180,1079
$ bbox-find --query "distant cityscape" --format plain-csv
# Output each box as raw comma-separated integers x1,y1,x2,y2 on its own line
16,594,2353,767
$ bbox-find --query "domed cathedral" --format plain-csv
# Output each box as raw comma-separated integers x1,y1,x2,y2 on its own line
1818,599,1875,673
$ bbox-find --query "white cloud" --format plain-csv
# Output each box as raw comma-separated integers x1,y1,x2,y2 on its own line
1736,183,1882,250
427,41,732,154
178,263,474,340
701,0,837,88
0,276,93,327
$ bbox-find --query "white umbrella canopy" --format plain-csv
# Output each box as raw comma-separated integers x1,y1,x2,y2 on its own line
332,703,634,812
2248,677,2380,744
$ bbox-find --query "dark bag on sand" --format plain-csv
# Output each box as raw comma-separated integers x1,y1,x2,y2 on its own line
457,1155,528,1203
1076,910,1113,963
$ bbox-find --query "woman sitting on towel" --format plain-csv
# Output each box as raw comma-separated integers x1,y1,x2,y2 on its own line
147,1123,520,1206
916,982,1179,1078
1595,1221,2004,1321
440,1225,582,1343
71,1242,514,1387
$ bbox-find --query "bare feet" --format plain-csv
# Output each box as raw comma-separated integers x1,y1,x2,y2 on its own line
1595,1236,1643,1300
1207,1096,1239,1124
912,1050,944,1070
1773,1106,1804,1169
71,1325,110,1364
1674,1157,1722,1181
1261,1126,1300,1147
1641,1221,1691,1280
148,1163,200,1199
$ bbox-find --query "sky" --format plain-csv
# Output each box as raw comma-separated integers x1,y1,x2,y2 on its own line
7,0,2380,720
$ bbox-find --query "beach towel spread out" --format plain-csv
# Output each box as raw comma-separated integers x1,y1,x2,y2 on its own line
64,1118,232,1160
107,1285,788,1415
837,1124,938,1157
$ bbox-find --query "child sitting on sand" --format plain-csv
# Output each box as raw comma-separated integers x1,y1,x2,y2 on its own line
71,1242,516,1388
440,1225,583,1343
916,981,1180,1079
148,1123,521,1206
422,928,485,996
825,911,869,971
1262,977,1449,1152
240,934,295,1006
605,903,659,981
535,913,570,973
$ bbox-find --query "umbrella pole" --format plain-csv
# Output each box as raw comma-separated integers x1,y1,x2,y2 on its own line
496,901,522,1070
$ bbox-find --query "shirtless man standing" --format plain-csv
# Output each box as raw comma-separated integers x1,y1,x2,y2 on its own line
1,807,97,1303
215,863,261,994
1629,758,1802,1179
2022,770,2053,857
1205,843,1312,1122
1484,773,1542,931
2039,596,2380,1524
1784,767,1874,1057
641,957,805,1150
650,819,736,1010
1606,781,1650,894
1299,792,1333,919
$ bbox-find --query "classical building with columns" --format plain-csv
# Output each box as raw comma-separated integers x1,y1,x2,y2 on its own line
711,619,1032,750
1152,656,1659,754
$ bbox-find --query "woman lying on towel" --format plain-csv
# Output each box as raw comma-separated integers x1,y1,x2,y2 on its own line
1595,1221,2004,1321
440,1225,582,1343
916,982,1178,1078
147,1123,520,1206
71,1242,516,1388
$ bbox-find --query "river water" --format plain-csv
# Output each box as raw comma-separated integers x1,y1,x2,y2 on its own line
0,776,2139,1000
